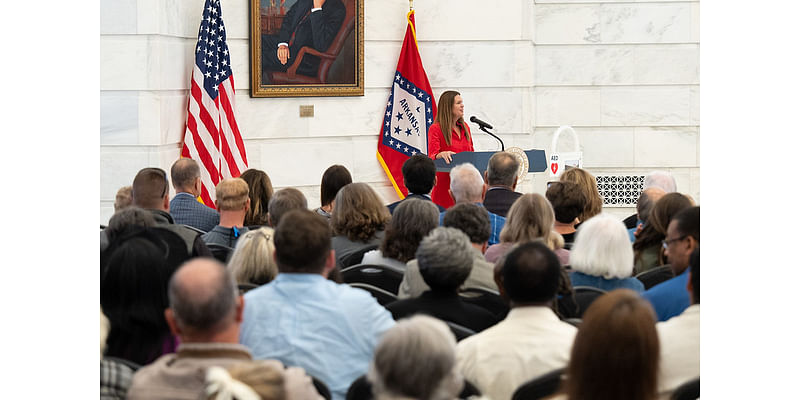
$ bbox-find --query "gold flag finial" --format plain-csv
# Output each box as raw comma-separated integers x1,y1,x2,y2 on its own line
409,0,414,11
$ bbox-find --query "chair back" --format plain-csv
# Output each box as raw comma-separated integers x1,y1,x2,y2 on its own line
339,244,379,269
459,287,509,319
180,224,207,235
348,282,398,306
346,375,481,400
671,377,700,400
635,265,675,290
444,320,477,342
341,264,404,294
207,243,234,264
572,286,606,317
511,368,566,400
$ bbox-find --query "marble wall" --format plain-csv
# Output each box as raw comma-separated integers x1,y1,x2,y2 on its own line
100,0,699,223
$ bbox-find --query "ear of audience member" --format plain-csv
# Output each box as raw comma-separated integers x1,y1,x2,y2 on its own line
633,192,693,274
268,188,308,228
559,289,659,400
316,165,353,219
485,193,566,265
558,168,603,224
368,315,463,400
240,169,274,227
569,214,644,293
100,227,189,365
114,186,133,213
228,227,278,286
545,181,586,243
372,198,439,266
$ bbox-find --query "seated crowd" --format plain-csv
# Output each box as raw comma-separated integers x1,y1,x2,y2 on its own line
100,158,700,400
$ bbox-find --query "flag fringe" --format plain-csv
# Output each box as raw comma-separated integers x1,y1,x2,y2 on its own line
376,150,406,200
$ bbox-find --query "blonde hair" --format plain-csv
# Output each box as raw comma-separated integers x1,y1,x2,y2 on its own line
434,90,470,146
499,193,563,250
228,227,278,286
331,183,390,242
216,178,250,211
560,168,603,222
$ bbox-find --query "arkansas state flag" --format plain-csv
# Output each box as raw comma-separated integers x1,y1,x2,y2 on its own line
377,10,437,199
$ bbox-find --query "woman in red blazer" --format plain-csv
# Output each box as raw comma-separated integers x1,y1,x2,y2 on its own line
427,90,474,209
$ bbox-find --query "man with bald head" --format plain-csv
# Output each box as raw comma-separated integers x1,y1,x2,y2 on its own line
127,258,317,399
169,158,219,232
482,152,521,218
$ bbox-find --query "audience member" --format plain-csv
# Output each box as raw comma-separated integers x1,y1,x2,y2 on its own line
101,308,133,400
202,178,251,248
568,214,644,292
100,227,189,365
633,192,693,274
128,258,315,399
268,187,309,227
386,227,500,332
387,154,445,214
555,289,660,400
484,193,568,266
331,183,391,267
399,203,499,299
482,151,522,218
315,164,352,219
642,206,700,321
545,181,587,246
368,315,463,400
443,163,505,246
629,187,666,242
100,206,157,253
361,198,439,272
240,168,275,227
456,242,577,400
114,185,133,213
656,248,699,400
131,167,211,257
559,168,603,224
169,158,220,232
205,361,323,400
624,170,677,229
228,227,278,287
240,209,395,400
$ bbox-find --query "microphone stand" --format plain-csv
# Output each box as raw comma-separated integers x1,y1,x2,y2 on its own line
479,126,504,151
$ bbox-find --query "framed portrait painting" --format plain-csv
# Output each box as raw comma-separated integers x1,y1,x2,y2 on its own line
249,0,364,97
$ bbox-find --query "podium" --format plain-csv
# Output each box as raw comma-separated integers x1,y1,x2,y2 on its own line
433,149,548,176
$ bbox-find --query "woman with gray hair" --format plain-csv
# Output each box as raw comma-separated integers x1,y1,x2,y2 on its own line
227,227,278,287
569,213,644,292
368,315,464,400
361,198,440,272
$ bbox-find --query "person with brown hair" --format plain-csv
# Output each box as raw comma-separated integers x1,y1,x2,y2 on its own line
484,193,568,266
315,164,352,220
555,289,660,400
240,169,274,227
361,198,439,272
545,181,587,245
427,90,474,209
202,178,251,248
633,192,694,274
330,182,391,267
267,188,309,228
559,167,603,224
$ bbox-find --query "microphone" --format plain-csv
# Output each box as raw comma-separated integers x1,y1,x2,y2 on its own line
470,116,493,130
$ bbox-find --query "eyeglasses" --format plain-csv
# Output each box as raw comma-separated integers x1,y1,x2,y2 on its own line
662,235,687,250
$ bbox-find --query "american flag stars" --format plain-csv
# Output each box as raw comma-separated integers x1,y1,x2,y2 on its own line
194,0,231,97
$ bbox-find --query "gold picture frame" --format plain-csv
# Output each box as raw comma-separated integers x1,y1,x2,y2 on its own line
249,0,364,98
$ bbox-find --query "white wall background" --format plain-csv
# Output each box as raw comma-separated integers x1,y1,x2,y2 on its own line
100,0,700,224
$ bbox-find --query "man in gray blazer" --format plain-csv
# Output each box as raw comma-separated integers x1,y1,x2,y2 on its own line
169,158,219,232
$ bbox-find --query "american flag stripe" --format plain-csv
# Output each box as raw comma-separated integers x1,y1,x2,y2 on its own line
180,0,247,208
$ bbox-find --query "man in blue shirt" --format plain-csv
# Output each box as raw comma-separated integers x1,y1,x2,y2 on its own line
642,206,700,321
240,209,395,400
438,163,505,246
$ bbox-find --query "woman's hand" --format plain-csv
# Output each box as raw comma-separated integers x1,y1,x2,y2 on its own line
437,151,456,164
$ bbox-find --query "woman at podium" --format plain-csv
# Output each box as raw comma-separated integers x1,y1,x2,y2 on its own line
427,90,474,209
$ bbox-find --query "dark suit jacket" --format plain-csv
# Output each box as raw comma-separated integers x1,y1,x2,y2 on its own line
385,291,501,333
169,192,219,233
386,193,446,214
482,187,521,218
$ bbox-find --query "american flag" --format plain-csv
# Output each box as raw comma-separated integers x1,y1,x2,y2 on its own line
181,0,248,208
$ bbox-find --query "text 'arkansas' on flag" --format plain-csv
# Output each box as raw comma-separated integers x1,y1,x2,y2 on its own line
377,9,437,199
181,0,248,208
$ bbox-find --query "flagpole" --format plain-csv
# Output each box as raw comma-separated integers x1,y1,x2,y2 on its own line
409,0,413,11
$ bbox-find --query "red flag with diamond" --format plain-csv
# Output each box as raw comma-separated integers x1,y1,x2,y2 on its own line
377,10,437,199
